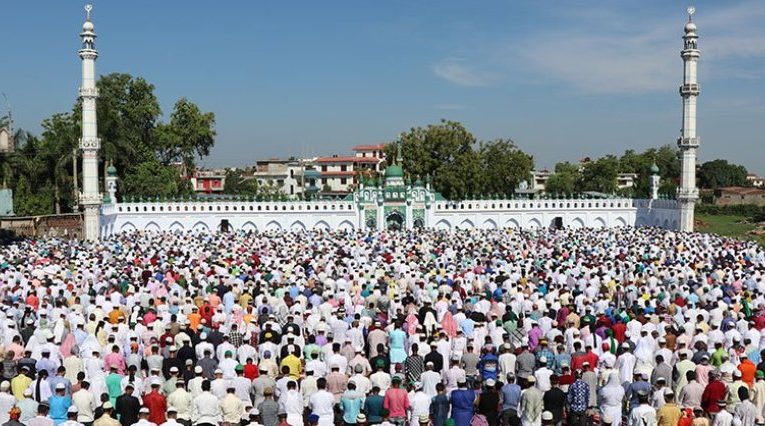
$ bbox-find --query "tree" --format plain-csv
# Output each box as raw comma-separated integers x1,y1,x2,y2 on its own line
40,113,79,213
579,155,619,193
223,169,260,195
155,98,216,170
698,159,748,189
120,161,193,198
478,139,534,197
387,120,536,199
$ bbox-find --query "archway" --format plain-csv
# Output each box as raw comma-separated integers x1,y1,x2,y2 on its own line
386,211,404,230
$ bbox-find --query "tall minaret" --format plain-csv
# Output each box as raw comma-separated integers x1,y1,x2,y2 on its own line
78,4,102,240
677,7,700,232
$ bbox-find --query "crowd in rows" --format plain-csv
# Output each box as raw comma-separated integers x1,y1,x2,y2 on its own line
0,227,761,426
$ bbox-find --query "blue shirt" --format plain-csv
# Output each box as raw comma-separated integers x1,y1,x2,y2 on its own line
340,391,364,424
48,395,72,425
501,383,521,411
567,380,589,413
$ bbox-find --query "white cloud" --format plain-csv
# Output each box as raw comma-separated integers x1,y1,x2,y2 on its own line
512,1,765,95
432,59,499,87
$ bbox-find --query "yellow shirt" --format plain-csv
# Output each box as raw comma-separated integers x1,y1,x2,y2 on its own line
280,355,302,380
657,403,681,426
11,375,31,400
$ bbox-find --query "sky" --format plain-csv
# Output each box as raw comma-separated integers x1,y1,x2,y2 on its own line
1,0,764,172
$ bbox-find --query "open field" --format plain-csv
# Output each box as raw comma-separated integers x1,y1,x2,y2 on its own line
696,214,765,245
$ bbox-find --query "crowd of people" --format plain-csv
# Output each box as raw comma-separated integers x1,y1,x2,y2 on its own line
0,226,761,426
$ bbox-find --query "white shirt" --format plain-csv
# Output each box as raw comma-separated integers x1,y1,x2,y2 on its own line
192,391,221,425
279,389,304,426
309,390,335,426
72,389,97,423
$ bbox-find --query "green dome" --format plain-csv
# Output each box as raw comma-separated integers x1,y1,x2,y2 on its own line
384,164,404,178
107,165,118,177
650,163,659,174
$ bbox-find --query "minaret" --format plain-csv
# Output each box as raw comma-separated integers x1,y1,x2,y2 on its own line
78,4,102,240
677,6,700,232
650,163,660,200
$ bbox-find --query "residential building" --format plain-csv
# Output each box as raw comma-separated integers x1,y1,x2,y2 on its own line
191,169,226,194
747,173,764,188
252,158,311,197
714,186,765,206
617,173,638,190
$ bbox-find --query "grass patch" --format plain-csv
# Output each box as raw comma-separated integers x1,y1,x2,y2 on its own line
696,214,765,245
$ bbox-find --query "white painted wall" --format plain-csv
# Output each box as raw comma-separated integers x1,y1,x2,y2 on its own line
101,198,680,236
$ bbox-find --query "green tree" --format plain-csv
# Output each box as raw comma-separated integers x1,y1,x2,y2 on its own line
120,161,193,198
478,139,534,197
40,113,79,213
579,155,619,193
155,98,216,170
698,159,748,189
223,169,260,195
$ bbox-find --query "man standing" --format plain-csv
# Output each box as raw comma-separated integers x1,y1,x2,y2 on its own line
191,380,220,426
71,381,96,426
309,378,335,426
114,384,140,426
143,380,167,426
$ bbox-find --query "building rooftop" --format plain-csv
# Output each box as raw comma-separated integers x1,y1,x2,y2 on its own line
352,143,387,152
315,156,380,164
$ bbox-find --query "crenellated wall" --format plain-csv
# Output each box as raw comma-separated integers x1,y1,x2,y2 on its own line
100,197,680,236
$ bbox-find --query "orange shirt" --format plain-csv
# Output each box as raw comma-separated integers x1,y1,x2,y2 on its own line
187,312,201,331
739,359,757,387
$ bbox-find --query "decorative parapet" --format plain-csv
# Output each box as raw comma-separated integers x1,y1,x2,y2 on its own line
106,200,357,215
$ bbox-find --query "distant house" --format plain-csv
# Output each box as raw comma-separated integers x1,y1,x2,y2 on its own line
191,169,226,194
714,186,765,206
746,173,765,188
0,128,13,153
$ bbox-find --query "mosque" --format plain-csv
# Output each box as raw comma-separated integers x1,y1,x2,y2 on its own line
75,5,700,240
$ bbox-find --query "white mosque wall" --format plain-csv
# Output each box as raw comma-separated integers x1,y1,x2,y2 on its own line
100,197,680,236
100,200,359,236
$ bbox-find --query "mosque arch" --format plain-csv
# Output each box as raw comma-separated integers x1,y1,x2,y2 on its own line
241,221,257,231
635,216,648,227
192,221,210,233
615,217,627,227
570,217,585,229
528,217,542,228
672,219,679,230
482,219,497,229
314,220,330,230
663,218,670,229
144,222,160,232
435,219,451,230
290,221,306,232
459,219,474,229
593,217,607,228
119,222,136,233
169,221,184,232
504,218,520,229
265,220,282,232
338,220,355,231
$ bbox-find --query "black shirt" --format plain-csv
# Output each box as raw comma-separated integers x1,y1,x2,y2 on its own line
115,394,140,426
543,387,567,423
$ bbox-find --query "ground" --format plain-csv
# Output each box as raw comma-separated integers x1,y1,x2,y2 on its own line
696,213,765,245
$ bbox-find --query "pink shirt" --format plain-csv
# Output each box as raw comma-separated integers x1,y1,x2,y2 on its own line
383,388,410,418
104,352,126,375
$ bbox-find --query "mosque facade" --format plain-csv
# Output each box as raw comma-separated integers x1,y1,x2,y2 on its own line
78,5,697,239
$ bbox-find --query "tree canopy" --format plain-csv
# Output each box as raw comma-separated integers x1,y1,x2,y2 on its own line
1,72,216,215
385,120,534,199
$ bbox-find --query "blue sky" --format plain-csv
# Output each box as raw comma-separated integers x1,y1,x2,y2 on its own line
1,1,764,172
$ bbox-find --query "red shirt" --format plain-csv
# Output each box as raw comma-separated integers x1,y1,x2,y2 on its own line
701,379,727,414
243,363,259,380
143,390,167,424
